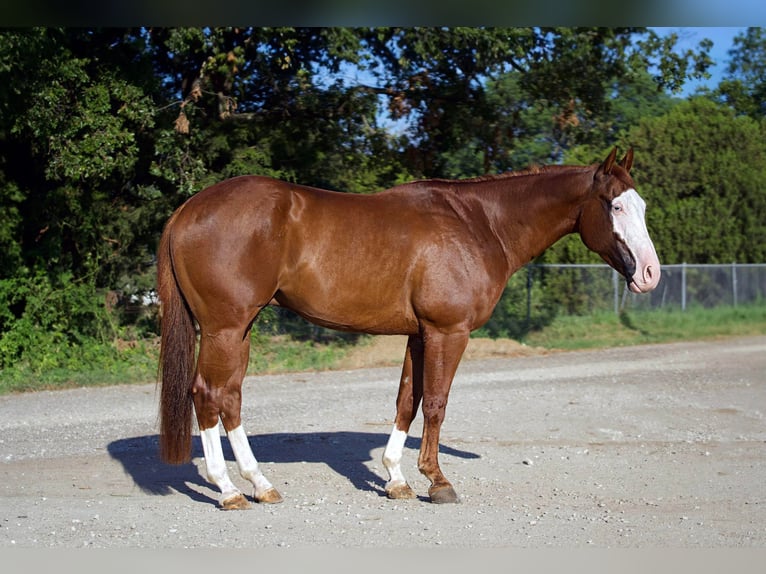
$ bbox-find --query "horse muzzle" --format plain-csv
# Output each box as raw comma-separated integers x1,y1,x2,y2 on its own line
628,262,660,294
615,233,661,295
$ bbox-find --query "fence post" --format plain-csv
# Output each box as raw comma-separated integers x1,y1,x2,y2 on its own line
732,262,738,307
613,268,619,314
681,262,687,311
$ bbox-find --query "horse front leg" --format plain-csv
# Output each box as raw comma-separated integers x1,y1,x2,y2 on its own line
382,335,424,500
417,327,469,504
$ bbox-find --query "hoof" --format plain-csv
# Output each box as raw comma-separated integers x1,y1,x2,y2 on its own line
221,493,252,511
386,482,417,500
256,487,284,504
428,484,460,504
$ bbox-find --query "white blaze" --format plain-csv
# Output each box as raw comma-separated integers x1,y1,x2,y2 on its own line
610,188,661,293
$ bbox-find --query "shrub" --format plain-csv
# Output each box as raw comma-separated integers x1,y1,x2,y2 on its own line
0,269,117,373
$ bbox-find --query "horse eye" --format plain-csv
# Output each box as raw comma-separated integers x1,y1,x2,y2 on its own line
612,203,623,213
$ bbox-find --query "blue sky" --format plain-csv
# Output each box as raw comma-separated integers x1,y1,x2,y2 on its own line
654,27,748,95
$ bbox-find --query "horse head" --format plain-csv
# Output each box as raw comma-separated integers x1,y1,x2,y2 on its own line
577,148,661,294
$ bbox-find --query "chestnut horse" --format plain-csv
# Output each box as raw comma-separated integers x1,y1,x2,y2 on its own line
157,148,660,509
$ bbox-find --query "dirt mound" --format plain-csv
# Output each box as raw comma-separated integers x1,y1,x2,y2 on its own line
336,335,547,370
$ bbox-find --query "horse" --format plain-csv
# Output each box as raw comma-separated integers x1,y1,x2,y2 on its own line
157,147,660,509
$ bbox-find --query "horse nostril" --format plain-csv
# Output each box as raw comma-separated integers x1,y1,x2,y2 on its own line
644,265,656,283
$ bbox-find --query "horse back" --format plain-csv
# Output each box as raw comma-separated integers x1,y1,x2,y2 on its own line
167,175,507,334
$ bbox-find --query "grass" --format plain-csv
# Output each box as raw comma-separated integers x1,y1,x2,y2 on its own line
0,304,764,395
246,335,355,375
0,333,357,395
522,304,766,350
0,340,160,395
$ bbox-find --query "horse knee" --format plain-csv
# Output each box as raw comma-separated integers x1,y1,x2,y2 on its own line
421,396,447,423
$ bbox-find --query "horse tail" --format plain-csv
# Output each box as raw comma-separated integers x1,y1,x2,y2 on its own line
157,213,197,464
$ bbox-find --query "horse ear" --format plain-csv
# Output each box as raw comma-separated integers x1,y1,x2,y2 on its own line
619,147,634,173
599,147,618,175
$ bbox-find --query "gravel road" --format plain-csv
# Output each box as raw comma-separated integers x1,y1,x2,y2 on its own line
1,336,764,548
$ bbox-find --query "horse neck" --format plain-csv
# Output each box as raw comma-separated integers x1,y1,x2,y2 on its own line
471,167,594,273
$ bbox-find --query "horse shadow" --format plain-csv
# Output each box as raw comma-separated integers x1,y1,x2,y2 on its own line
107,431,479,505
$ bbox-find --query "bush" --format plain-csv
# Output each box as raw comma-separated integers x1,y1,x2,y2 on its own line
473,268,557,340
0,269,118,373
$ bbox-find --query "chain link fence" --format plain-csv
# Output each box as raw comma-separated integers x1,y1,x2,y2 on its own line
252,262,766,341
524,263,766,315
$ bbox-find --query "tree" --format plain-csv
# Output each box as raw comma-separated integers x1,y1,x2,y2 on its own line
158,28,712,179
626,97,766,263
0,29,162,368
357,27,711,176
717,27,766,118
0,29,159,285
0,27,717,368
147,27,412,194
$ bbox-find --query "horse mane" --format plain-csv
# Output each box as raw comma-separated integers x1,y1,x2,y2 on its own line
422,163,593,185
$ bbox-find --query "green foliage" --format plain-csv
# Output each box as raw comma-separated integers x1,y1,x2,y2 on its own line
626,98,766,263
0,268,117,372
716,27,766,118
473,269,557,339
0,174,23,272
523,304,766,351
21,71,153,182
246,332,353,375
361,27,710,175
0,26,753,392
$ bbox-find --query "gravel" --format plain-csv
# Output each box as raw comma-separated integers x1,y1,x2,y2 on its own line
1,336,764,548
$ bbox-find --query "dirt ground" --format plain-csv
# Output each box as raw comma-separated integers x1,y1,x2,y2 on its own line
0,335,764,549
336,335,549,370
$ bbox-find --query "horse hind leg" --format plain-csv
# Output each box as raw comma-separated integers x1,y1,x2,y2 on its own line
193,328,251,509
217,327,282,504
198,423,251,510
227,425,283,504
382,335,424,500
194,325,281,509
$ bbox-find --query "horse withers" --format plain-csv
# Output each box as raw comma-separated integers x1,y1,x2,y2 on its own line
157,148,660,509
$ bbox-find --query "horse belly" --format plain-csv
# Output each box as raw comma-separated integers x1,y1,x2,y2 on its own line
275,286,419,335
274,262,419,335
